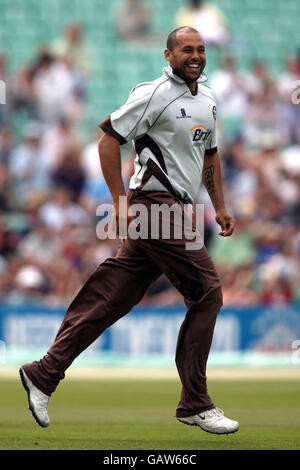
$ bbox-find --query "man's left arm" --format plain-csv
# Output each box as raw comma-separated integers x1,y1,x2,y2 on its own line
202,149,235,237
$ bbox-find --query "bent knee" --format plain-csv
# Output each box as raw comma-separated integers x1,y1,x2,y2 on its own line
212,285,223,309
200,284,223,310
185,283,223,310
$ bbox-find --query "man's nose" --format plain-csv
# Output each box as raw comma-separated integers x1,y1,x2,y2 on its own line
191,50,200,61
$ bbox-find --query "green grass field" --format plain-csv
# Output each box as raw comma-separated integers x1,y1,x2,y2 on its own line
0,376,299,450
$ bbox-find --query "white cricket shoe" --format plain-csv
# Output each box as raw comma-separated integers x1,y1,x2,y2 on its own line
19,367,50,427
177,407,239,434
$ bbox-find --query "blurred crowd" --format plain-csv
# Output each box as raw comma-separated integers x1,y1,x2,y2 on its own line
0,1,300,307
204,52,300,306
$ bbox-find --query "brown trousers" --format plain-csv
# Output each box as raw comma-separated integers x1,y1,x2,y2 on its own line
22,191,223,418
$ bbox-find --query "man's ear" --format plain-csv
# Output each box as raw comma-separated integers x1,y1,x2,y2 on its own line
164,48,172,62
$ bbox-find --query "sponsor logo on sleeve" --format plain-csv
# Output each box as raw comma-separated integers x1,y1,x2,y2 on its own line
212,105,216,120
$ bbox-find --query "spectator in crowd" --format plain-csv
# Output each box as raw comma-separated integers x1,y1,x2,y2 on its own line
5,265,46,305
0,53,10,125
38,185,90,234
251,137,282,193
174,0,231,47
9,121,50,207
43,256,83,306
80,131,102,184
40,116,81,171
51,145,86,202
50,23,94,77
244,60,274,100
277,55,300,143
115,0,152,42
0,163,10,211
244,83,289,148
9,64,36,120
17,218,62,267
0,126,13,166
217,264,256,305
208,212,256,271
256,232,296,305
32,50,82,124
210,55,249,137
285,174,300,227
221,134,258,205
279,135,300,177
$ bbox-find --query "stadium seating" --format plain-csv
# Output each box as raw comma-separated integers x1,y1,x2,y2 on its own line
1,0,300,136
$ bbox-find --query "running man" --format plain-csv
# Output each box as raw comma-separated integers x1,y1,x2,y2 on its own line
20,27,239,435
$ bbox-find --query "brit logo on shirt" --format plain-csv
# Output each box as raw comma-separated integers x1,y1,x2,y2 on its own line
190,125,212,146
176,108,191,119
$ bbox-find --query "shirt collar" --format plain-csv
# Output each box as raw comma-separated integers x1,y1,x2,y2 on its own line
163,65,208,84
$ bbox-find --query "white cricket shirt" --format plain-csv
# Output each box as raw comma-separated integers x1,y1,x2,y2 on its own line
99,65,217,204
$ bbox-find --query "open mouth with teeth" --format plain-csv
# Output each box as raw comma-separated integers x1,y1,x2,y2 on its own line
185,63,202,74
186,64,200,69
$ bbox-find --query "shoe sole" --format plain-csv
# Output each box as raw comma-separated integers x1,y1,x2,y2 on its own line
177,418,239,435
19,367,48,428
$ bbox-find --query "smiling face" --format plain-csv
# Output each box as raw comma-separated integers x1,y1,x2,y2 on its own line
164,29,206,92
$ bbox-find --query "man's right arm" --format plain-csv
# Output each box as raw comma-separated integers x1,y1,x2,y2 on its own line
98,133,134,236
98,82,158,227
97,132,127,204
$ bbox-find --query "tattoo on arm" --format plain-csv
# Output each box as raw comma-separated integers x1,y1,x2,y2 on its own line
203,164,216,193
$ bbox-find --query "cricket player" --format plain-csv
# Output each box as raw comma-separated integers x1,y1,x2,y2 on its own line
20,27,239,434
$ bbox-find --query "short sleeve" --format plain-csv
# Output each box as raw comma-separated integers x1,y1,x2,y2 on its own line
99,84,157,145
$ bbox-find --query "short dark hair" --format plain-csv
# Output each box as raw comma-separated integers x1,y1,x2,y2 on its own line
166,26,200,51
